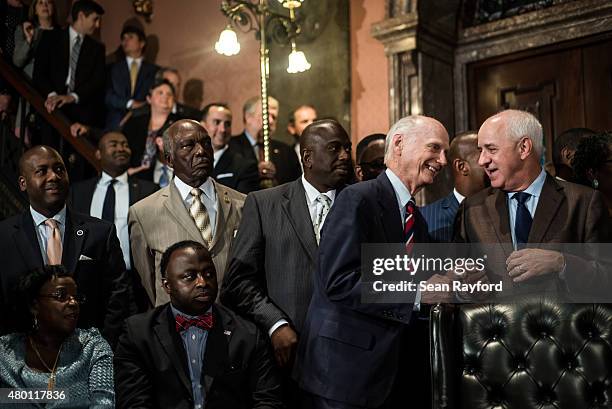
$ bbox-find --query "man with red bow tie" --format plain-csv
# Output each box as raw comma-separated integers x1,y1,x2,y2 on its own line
114,240,283,409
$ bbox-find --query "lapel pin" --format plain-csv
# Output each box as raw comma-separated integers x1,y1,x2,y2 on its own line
223,329,232,336
76,229,84,236
224,193,230,204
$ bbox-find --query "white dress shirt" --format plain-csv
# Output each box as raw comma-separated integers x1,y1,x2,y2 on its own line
90,172,131,269
174,176,218,239
244,130,260,160
453,188,465,205
213,145,228,168
30,205,67,264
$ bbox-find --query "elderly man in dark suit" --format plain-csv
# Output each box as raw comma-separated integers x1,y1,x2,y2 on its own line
221,119,352,406
229,95,301,187
70,131,158,311
114,240,283,409
422,131,489,242
33,0,105,128
201,102,259,194
0,146,132,347
454,109,611,294
105,25,159,130
295,115,451,409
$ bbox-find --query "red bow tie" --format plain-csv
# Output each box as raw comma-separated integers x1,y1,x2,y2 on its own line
175,312,214,332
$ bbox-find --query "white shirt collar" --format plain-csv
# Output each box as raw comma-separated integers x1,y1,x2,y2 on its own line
244,131,257,147
453,188,465,204
100,171,128,186
69,26,81,45
301,175,336,207
30,205,67,227
174,176,216,202
506,168,547,199
385,168,413,210
213,145,228,167
126,56,143,68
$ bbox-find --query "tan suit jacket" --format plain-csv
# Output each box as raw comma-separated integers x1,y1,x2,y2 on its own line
129,178,245,307
454,173,611,297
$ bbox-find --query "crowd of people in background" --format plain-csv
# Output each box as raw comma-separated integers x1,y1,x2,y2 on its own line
1,1,611,408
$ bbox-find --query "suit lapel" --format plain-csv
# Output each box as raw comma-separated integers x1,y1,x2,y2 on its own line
202,306,231,395
210,180,232,250
376,173,404,243
81,178,98,213
63,210,86,274
485,190,514,258
281,180,318,261
14,212,44,271
529,175,564,244
163,183,204,243
127,176,140,206
153,306,192,396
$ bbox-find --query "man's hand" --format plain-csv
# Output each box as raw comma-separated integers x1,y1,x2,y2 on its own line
270,324,298,368
131,100,146,110
70,122,89,138
506,249,565,283
258,160,277,180
45,94,75,113
420,274,455,304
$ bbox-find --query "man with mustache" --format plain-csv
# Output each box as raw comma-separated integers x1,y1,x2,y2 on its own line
295,115,450,408
114,240,283,408
70,131,158,311
422,131,489,242
129,120,245,309
221,119,352,406
0,145,132,348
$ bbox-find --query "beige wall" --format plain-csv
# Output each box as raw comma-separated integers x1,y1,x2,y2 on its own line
97,0,389,146
350,0,389,143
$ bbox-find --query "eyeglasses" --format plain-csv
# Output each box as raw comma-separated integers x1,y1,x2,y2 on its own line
38,290,86,304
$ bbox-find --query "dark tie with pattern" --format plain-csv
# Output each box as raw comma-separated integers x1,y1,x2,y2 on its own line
513,192,532,247
404,199,416,254
101,179,117,223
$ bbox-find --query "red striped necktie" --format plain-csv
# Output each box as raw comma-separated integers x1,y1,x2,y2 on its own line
404,199,416,254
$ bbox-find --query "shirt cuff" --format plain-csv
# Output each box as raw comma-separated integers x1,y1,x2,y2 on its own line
268,319,289,337
69,92,79,104
126,99,134,109
47,92,57,98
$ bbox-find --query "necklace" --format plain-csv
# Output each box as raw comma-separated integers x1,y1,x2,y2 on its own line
29,336,62,390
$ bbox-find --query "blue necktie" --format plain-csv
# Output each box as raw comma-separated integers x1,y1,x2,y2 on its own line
513,192,532,247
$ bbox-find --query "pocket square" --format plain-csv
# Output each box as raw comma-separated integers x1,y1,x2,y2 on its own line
217,173,234,179
78,254,93,261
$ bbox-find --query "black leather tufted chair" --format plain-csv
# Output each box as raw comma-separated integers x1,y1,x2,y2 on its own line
430,301,612,409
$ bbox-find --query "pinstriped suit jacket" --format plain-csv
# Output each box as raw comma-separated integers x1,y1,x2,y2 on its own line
421,192,460,243
220,179,320,334
128,179,245,307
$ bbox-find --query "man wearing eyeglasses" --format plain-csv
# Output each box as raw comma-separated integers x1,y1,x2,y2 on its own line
0,145,133,349
355,133,386,182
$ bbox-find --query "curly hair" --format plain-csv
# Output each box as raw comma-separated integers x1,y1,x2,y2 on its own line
16,265,72,332
571,132,612,187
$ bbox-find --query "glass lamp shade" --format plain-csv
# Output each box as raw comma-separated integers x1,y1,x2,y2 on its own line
215,27,240,56
277,0,304,8
287,49,311,73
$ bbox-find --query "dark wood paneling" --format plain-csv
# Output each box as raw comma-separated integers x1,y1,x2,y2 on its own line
582,39,612,131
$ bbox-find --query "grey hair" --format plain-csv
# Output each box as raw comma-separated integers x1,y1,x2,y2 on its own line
500,109,543,157
384,116,421,164
242,95,279,119
162,127,173,161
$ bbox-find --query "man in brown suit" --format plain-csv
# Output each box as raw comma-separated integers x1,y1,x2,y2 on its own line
455,109,610,297
129,120,245,308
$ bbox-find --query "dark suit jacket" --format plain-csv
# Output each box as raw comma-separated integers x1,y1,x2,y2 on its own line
229,132,301,185
213,149,259,194
114,303,283,409
33,28,105,126
294,172,430,407
454,173,612,297
221,179,323,335
105,59,159,130
421,192,460,243
0,208,132,347
121,111,178,169
69,175,159,213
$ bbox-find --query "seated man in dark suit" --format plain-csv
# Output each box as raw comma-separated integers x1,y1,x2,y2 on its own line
0,145,133,347
422,131,489,242
201,102,259,194
229,95,301,187
70,131,158,311
114,240,283,409
105,25,159,130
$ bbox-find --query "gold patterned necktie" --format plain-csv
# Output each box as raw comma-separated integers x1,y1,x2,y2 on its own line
129,60,138,96
44,219,62,265
189,188,212,247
